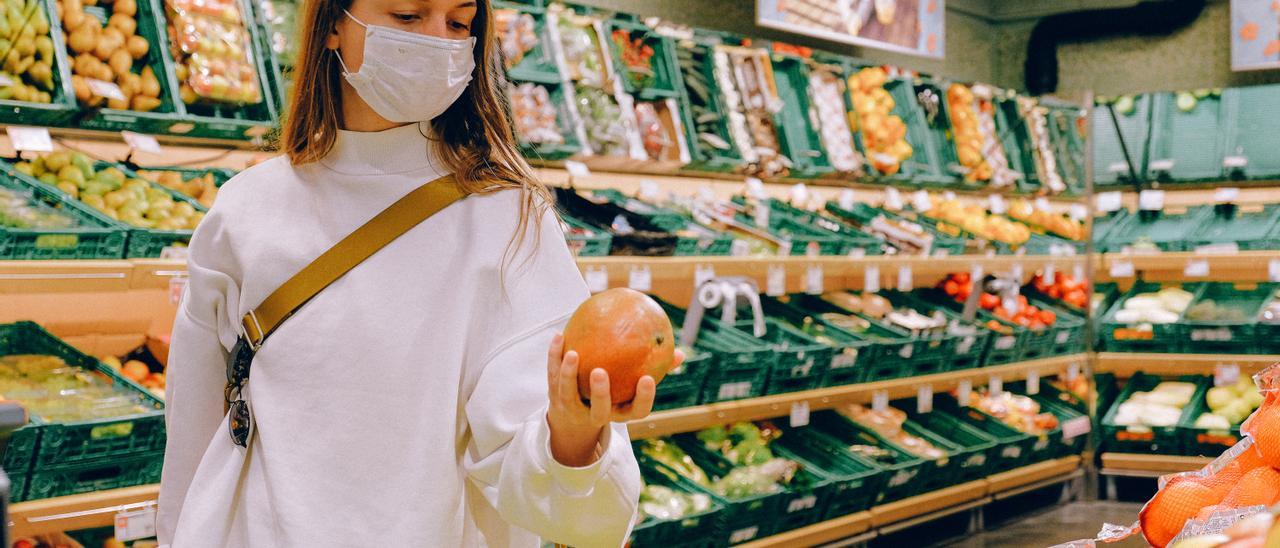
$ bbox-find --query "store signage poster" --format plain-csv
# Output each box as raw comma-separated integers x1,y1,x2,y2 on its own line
757,0,945,58
1232,0,1280,71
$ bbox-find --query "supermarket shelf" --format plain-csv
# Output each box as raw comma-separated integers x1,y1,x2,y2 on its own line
8,484,159,538
1096,251,1280,282
1096,352,1280,378
627,354,1087,439
741,456,1082,547
1098,453,1212,478
1111,185,1280,209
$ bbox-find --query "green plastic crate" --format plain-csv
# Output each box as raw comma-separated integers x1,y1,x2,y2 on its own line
840,67,939,184
1090,209,1129,248
796,290,945,375
759,296,873,388
912,288,1027,366
752,197,885,256
672,37,744,172
133,164,239,188
1220,84,1280,181
0,0,79,127
559,213,612,256
1026,297,1087,357
779,293,920,381
494,1,561,84
892,290,992,371
911,78,966,187
0,322,166,472
770,428,884,520
1180,379,1248,459
1099,372,1200,455
899,402,999,484
935,396,1036,470
806,411,929,503
19,450,163,502
1092,95,1151,187
1145,91,1226,183
768,53,833,179
875,290,969,375
1101,206,1212,253
652,349,710,412
1043,102,1088,195
588,189,733,256
1099,281,1204,353
513,81,585,160
960,400,1060,465
824,201,967,256
657,299,774,404
0,172,126,259
995,97,1040,193
810,409,964,494
731,318,830,395
7,471,26,503
1004,383,1090,458
605,16,680,101
731,209,853,256
1177,281,1275,354
1189,204,1280,251
631,461,726,548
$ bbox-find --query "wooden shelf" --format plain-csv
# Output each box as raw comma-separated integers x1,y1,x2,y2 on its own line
8,484,159,539
1110,185,1280,208
1095,352,1280,378
1099,453,1212,477
627,354,1087,439
1096,251,1280,282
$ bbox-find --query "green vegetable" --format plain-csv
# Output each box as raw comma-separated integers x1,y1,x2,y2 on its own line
639,483,712,521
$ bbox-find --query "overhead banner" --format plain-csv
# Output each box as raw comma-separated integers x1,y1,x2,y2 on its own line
757,0,945,58
1232,0,1280,71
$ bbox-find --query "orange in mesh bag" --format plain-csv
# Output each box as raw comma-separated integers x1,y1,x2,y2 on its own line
1221,465,1280,508
1140,477,1222,547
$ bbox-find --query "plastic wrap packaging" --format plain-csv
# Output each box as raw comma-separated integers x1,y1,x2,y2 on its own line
166,0,263,105
1020,97,1067,193
807,68,862,173
508,82,563,145
971,86,1019,188
494,8,538,71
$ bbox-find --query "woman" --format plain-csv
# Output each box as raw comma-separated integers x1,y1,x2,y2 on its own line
157,0,680,545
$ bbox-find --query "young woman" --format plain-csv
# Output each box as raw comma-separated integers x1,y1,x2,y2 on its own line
157,0,681,545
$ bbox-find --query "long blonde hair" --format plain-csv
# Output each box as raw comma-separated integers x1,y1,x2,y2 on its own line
280,0,553,264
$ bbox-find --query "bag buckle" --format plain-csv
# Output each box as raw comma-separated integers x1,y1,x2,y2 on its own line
225,336,256,448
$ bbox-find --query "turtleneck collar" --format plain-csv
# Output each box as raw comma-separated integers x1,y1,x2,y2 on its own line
320,122,444,176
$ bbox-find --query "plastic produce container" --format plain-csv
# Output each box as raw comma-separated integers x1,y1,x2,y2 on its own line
1145,90,1227,183
651,349,710,412
760,295,874,388
1099,281,1204,353
767,53,833,179
1220,83,1280,181
752,197,885,256
1177,282,1275,355
1099,372,1201,455
779,293,921,381
912,287,1027,366
0,172,126,260
770,428,884,520
588,189,733,256
670,36,744,172
898,402,1000,484
630,461,726,548
0,0,80,127
18,450,163,502
657,298,774,404
1092,95,1151,187
732,317,830,395
824,201,967,256
1189,203,1280,252
807,409,956,498
932,396,1036,472
1100,206,1212,253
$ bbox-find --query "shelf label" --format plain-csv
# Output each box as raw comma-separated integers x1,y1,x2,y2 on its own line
766,264,786,296
1027,370,1040,395
1073,263,1085,282
790,183,809,205
1223,155,1249,169
1195,242,1240,255
971,264,985,285
1271,259,1280,283
1062,416,1092,440
1149,158,1175,172
988,194,1007,214
121,130,162,154
86,78,126,101
1107,161,1129,174
1056,330,1070,345
628,265,652,292
1011,263,1024,282
584,267,608,293
1109,260,1135,278
638,179,661,202
958,379,972,407
730,527,760,545
917,385,933,414
564,160,591,179
786,495,817,514
754,202,770,228
1067,362,1080,382
1095,191,1122,213
838,189,856,210
168,276,187,306
159,246,189,260
1183,259,1209,278
1215,363,1241,387
789,401,810,427
864,265,880,293
884,187,904,210
1138,189,1165,211
897,265,913,291
717,382,752,400
1043,263,1056,285
872,389,889,412
1034,197,1052,211
989,374,1003,397
6,126,52,152
115,505,157,541
995,336,1016,350
1068,204,1088,221
911,190,932,212
745,177,766,198
697,185,716,203
1214,187,1240,204
695,264,716,289
805,264,823,295
848,247,867,259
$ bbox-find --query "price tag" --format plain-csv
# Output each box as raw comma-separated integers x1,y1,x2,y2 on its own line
1068,204,1088,221
1043,263,1056,285
754,202,770,228
848,247,867,258
1271,259,1280,283
6,126,52,152
789,401,810,427
159,246,189,260
1149,159,1175,172
584,267,608,293
1011,263,1024,282
1034,197,1052,211
1195,243,1240,255
564,160,591,179
86,78,126,101
971,264,985,285
1109,260,1134,278
1214,187,1240,204
958,379,972,406
1138,189,1165,211
1223,155,1249,169
911,190,932,212
987,194,1008,215
695,264,716,288
872,389,889,412
805,264,824,295
864,265,880,293
989,375,1003,397
628,265,652,292
1095,191,1122,213
121,130,162,154
917,385,933,414
1215,363,1241,387
897,265,912,291
1027,370,1040,395
168,276,187,306
717,382,752,400
767,264,786,296
1062,416,1092,440
1107,162,1129,174
745,177,766,198
638,179,661,202
1073,263,1085,282
884,187,903,210
838,189,856,210
790,183,809,205
1184,259,1209,278
697,185,716,203
1066,362,1081,382
115,505,157,541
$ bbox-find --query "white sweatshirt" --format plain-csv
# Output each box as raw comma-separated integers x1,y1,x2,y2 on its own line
158,123,641,547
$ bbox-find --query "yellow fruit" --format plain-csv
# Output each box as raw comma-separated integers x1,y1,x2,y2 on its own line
107,13,135,36
131,95,160,111
55,181,78,197
108,48,131,78
113,0,136,15
126,34,147,59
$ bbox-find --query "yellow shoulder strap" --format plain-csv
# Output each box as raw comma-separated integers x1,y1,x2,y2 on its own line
241,173,464,346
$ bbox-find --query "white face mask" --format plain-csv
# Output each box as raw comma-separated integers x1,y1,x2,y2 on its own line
335,10,477,123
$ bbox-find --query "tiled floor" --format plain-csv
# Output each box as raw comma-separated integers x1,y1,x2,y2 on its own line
942,501,1148,547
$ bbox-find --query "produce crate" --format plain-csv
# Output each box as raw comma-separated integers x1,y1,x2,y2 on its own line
730,208,854,256
1043,102,1088,195
732,318,829,395
1100,206,1212,254
752,197,884,256
631,461,726,548
555,187,686,256
1220,84,1280,181
658,299,774,404
960,398,1060,465
912,288,1026,366
19,450,163,502
1189,204,1280,252
672,37,744,172
824,201,967,256
1099,281,1204,353
876,290,968,375
1026,296,1087,358
1092,95,1151,187
651,349,710,412
934,396,1036,471
512,81,585,160
779,293,920,381
767,53,833,179
763,459,832,535
770,428,883,520
892,293,992,371
0,172,126,259
1177,282,1275,355
134,165,238,188
606,16,681,101
841,65,942,184
495,0,561,84
1145,91,1226,183
898,402,999,484
995,97,1039,193
901,77,961,186
559,213,611,256
1090,209,1129,248
588,189,734,256
0,322,166,474
760,296,873,388
806,411,928,503
800,290,945,375
1004,383,1090,458
1177,376,1244,458
0,0,80,127
1099,373,1201,455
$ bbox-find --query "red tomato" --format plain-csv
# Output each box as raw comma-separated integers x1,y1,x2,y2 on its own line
944,280,960,296
1039,309,1057,325
954,272,970,284
1048,286,1062,299
979,293,1000,310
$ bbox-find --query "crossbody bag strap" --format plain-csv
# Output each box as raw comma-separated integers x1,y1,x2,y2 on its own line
240,173,464,347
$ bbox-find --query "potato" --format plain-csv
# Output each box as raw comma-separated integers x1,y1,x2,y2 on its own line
140,65,159,97
113,0,135,16
108,47,131,77
125,34,147,58
107,13,134,36
131,95,159,111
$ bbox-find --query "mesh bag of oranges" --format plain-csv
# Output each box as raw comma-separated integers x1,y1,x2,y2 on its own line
1053,363,1280,548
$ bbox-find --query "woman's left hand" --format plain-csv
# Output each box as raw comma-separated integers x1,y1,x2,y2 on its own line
545,333,685,467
